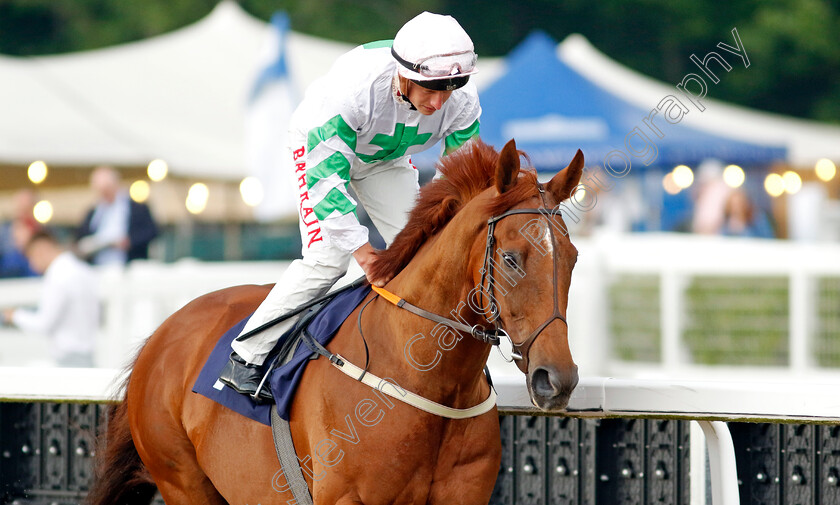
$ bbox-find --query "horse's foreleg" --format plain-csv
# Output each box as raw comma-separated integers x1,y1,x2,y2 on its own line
154,474,227,505
427,413,502,505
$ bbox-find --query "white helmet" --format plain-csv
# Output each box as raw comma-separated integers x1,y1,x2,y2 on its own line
392,12,478,91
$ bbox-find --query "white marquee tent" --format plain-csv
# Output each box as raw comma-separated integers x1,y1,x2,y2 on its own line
0,2,504,182
0,2,343,179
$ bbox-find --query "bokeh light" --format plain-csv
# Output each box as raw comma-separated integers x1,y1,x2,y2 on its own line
662,172,681,195
147,159,169,182
815,158,836,182
672,165,694,189
782,171,802,194
764,173,785,197
186,183,209,214
33,200,53,223
129,180,151,203
239,177,264,207
723,164,745,188
28,161,48,184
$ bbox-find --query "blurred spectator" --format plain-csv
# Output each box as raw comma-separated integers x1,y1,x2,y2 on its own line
691,159,730,235
721,189,775,238
74,166,158,266
0,189,41,278
2,230,98,367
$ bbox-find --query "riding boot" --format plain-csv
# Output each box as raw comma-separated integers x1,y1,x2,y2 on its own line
218,352,274,403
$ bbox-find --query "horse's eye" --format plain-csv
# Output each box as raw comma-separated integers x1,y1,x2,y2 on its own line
501,251,519,269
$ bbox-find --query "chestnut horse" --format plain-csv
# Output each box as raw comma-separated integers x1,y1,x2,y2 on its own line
88,139,583,505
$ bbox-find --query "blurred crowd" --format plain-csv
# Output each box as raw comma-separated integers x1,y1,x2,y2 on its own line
0,167,158,368
690,162,775,238
575,160,784,239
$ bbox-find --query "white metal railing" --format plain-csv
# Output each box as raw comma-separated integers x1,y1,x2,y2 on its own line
1,233,840,376
0,259,292,367
566,232,840,378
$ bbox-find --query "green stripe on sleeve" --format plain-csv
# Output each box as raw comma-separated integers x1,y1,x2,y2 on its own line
306,151,351,189
307,114,357,153
443,119,480,156
313,187,357,220
305,115,359,218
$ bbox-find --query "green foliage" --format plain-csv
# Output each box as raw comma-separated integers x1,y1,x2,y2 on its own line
0,0,837,123
609,275,840,368
609,275,661,362
817,278,840,367
682,277,789,366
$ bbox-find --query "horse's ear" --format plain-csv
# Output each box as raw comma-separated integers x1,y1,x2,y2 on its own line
546,149,584,201
495,139,520,194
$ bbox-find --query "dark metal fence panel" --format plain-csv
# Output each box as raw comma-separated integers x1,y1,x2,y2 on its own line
820,426,840,505
730,423,840,505
596,418,645,505
646,419,687,505
732,422,782,504
2,403,695,505
491,415,516,505
782,424,816,505
40,402,840,505
489,417,689,505
514,416,548,504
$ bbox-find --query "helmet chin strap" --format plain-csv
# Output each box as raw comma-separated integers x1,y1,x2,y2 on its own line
394,74,417,111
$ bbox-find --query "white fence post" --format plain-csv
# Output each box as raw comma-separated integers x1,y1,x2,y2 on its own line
567,240,610,375
697,420,740,505
661,268,684,369
789,267,814,371
689,421,708,505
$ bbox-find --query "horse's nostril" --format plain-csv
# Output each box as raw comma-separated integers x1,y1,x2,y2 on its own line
531,368,555,397
531,366,578,398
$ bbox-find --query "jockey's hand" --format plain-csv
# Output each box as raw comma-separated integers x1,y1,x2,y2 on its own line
352,242,390,287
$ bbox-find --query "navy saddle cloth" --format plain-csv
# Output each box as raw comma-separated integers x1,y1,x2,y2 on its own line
192,285,372,425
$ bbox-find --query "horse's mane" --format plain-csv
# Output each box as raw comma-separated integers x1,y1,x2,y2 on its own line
369,139,538,281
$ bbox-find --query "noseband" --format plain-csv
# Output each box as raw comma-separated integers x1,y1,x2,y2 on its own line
372,182,569,374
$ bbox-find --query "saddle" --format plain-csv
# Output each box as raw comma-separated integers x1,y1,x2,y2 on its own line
191,282,372,424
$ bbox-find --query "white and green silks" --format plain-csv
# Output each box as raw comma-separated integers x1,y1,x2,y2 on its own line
291,40,481,253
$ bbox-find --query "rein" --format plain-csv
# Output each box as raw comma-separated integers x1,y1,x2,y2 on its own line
370,285,502,345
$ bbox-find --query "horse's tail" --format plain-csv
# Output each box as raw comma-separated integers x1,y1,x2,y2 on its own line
86,371,157,505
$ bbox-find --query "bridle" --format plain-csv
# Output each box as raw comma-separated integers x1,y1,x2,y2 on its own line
371,182,568,373
476,182,568,372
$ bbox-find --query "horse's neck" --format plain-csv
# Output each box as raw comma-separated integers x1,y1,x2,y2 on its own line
366,213,492,404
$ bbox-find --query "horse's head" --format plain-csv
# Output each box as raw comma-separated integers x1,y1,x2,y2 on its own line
370,139,583,410
470,140,583,411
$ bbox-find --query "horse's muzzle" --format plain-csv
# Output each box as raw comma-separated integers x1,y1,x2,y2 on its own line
527,364,579,411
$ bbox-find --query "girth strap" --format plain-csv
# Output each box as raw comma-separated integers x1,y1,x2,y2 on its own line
270,407,314,505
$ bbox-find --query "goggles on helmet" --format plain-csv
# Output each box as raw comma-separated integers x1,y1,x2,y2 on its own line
411,75,470,91
391,47,477,79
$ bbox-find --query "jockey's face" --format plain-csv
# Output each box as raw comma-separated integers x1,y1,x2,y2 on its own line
404,78,453,115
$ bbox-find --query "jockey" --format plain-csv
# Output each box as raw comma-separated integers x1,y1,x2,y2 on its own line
220,11,482,400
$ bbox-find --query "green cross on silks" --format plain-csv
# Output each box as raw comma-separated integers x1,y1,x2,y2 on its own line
356,124,432,163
